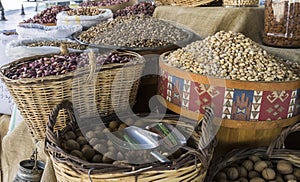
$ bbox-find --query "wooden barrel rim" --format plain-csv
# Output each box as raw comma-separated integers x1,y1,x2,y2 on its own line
157,96,300,129
159,58,300,91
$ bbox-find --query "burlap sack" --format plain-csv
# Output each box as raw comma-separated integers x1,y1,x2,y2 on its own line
1,121,56,182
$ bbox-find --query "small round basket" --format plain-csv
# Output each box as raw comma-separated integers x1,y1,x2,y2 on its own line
0,51,145,140
45,100,217,182
205,122,300,182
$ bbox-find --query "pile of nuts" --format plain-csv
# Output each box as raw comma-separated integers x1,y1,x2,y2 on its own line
213,154,300,182
79,0,131,7
5,52,136,80
25,40,87,50
263,1,300,47
22,5,71,24
113,2,156,18
66,7,106,16
165,31,299,82
61,119,183,164
223,0,259,6
79,15,189,48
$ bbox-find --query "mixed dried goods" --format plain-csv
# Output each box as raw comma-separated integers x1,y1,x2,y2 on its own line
79,0,131,7
25,40,87,50
263,1,300,47
22,5,71,24
113,2,156,18
164,31,299,82
5,52,136,79
66,7,107,16
213,155,300,182
78,15,189,48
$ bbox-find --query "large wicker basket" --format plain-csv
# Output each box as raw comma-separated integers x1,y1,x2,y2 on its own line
205,122,300,181
0,51,145,140
45,100,216,182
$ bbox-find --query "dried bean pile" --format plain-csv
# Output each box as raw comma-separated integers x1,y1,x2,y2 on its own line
23,5,71,24
5,52,135,80
113,2,156,18
79,15,189,48
165,31,299,82
25,41,87,50
66,7,106,16
213,154,300,182
263,1,300,47
79,0,131,7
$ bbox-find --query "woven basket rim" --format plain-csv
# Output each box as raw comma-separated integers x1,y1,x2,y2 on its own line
46,101,217,175
0,51,145,84
171,0,216,7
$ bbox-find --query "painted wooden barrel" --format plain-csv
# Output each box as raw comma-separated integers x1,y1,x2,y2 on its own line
158,53,300,151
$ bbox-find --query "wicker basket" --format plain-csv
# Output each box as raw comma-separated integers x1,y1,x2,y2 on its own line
205,122,300,181
0,51,145,140
158,51,300,152
45,100,217,182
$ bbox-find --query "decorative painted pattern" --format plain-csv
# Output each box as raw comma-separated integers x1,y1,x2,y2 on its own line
158,71,299,121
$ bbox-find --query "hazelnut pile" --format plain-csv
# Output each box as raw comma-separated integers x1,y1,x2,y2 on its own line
66,7,106,16
25,40,87,50
213,154,300,182
79,0,131,7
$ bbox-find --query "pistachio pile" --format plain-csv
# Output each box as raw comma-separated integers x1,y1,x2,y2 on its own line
78,15,189,48
113,2,156,18
213,154,300,182
61,118,183,164
165,31,299,82
66,7,106,16
25,40,87,50
5,52,135,79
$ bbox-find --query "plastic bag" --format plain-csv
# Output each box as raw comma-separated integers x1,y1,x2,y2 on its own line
56,8,113,28
16,24,83,39
6,37,84,59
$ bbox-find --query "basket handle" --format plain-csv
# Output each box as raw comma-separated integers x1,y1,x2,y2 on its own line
266,122,300,156
47,100,76,133
196,106,217,169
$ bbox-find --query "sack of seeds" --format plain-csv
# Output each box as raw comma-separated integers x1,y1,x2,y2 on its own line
56,8,113,28
5,37,87,59
16,24,83,39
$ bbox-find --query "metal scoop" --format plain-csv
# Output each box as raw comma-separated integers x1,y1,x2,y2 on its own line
110,123,187,163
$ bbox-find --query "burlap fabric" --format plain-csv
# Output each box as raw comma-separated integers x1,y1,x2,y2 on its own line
153,6,300,62
0,121,56,182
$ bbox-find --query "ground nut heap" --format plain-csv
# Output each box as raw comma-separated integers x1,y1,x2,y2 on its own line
165,31,299,82
78,15,189,48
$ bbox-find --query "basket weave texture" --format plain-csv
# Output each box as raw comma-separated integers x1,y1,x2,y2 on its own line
45,100,217,182
0,51,145,140
206,122,300,181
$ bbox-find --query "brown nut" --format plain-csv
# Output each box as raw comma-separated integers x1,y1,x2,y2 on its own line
277,160,293,175
249,177,265,182
81,145,95,160
254,161,268,172
65,139,80,151
262,168,275,180
242,160,254,171
226,167,239,180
